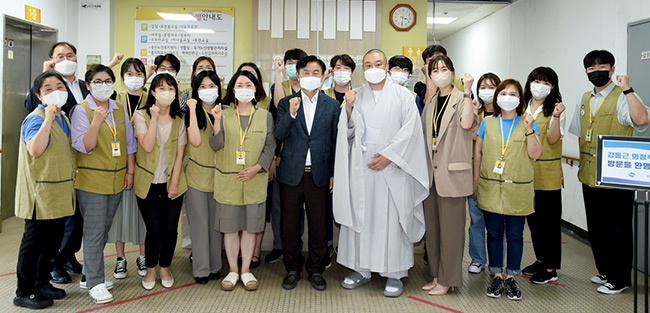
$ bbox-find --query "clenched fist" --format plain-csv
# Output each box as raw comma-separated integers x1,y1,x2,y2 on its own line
289,96,301,115
186,98,197,111
150,105,160,120
210,103,222,120
92,105,108,126
524,113,534,133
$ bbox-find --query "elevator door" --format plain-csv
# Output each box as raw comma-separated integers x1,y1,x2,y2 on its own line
1,17,57,229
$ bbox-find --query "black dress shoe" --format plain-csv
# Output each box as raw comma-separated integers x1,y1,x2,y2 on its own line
209,272,221,281
35,283,66,300
50,268,72,284
265,249,283,263
63,259,83,274
250,256,261,269
282,271,301,290
194,276,209,284
308,273,327,291
13,294,54,309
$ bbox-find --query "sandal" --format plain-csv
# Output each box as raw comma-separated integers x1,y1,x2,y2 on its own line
221,272,239,291
341,272,371,289
384,278,403,297
241,272,258,291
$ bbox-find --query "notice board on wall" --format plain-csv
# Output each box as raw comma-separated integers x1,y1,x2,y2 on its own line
134,7,234,84
597,135,650,190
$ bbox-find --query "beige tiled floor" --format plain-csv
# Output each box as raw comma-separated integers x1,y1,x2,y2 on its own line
0,216,645,312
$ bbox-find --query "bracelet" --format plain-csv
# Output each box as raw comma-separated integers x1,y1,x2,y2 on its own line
623,87,634,95
525,131,535,136
552,114,561,118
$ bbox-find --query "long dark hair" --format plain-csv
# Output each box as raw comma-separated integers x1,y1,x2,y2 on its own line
523,66,562,117
120,58,146,80
493,79,526,117
185,70,221,130
236,62,268,99
223,71,261,106
142,73,183,119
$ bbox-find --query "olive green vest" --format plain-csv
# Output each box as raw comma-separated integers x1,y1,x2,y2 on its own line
282,80,294,97
257,96,271,111
186,114,216,192
74,101,128,195
134,111,188,199
533,113,563,190
214,106,268,205
578,86,633,187
477,116,534,216
15,109,76,220
116,91,148,120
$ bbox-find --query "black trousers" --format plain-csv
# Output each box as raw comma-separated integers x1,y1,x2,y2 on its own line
527,189,562,269
16,214,66,297
137,183,184,268
582,184,634,286
280,172,329,275
51,204,83,268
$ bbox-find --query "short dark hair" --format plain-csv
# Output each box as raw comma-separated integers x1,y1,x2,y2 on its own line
330,54,356,72
283,48,308,64
388,55,413,74
120,58,146,80
143,73,183,119
296,55,326,73
154,54,181,73
85,64,115,84
583,50,615,69
236,62,267,99
224,70,265,106
33,71,66,95
190,56,216,83
427,55,455,75
186,70,221,130
493,79,526,116
523,66,562,117
476,72,501,107
422,45,447,62
48,42,77,58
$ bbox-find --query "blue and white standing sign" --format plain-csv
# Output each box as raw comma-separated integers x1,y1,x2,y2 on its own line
597,135,650,189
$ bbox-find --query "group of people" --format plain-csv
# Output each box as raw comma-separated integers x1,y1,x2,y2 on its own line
13,40,647,310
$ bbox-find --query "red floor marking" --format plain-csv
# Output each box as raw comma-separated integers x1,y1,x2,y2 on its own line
0,249,140,278
408,296,463,313
75,281,198,313
520,274,567,287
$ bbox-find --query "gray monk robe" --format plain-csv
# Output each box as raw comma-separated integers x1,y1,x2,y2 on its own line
333,80,429,276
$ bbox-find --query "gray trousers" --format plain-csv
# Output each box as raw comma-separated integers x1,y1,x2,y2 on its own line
185,187,223,277
77,190,122,290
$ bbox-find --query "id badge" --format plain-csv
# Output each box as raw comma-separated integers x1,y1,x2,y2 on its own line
236,151,246,165
431,137,437,149
493,159,505,175
585,129,593,142
111,140,121,157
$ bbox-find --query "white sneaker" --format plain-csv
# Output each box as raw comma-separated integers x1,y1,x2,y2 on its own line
80,276,114,290
468,263,484,274
88,283,113,304
591,274,608,284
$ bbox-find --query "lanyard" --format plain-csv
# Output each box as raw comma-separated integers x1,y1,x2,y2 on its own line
433,94,451,137
499,115,519,157
203,106,213,128
125,93,142,120
236,106,255,147
588,96,603,125
103,111,118,141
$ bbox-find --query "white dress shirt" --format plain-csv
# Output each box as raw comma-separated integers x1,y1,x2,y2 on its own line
290,91,319,166
65,77,84,103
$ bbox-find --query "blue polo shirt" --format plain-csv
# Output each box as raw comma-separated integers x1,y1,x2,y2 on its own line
22,104,70,146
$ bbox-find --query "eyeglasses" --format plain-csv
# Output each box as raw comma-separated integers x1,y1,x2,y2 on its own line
91,80,114,87
157,65,177,73
390,66,410,73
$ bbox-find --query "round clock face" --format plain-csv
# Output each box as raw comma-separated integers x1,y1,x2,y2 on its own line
392,6,415,30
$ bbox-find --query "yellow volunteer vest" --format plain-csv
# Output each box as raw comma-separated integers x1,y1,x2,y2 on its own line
257,97,271,111
282,80,294,97
15,109,76,220
134,111,188,199
578,86,633,187
477,116,534,216
214,106,269,205
533,113,563,190
186,119,216,193
74,101,128,195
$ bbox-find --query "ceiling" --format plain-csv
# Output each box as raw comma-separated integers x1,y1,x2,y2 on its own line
426,0,512,42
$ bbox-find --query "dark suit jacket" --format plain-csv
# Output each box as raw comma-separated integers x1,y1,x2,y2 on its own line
275,91,340,187
25,79,89,116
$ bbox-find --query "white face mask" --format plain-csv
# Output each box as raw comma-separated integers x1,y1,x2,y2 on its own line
497,95,520,112
299,76,322,92
478,89,495,103
124,76,144,91
42,90,68,108
333,71,352,86
364,68,386,84
432,72,453,88
155,90,175,107
530,82,552,100
91,84,114,102
54,60,77,76
235,88,256,103
156,71,177,79
390,72,409,85
198,88,220,104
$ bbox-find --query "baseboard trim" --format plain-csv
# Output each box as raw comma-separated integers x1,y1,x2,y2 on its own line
561,220,590,246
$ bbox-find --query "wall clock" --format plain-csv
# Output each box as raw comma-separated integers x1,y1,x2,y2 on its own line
390,4,416,31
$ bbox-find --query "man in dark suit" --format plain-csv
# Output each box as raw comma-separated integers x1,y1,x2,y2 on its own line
24,42,88,284
275,55,340,291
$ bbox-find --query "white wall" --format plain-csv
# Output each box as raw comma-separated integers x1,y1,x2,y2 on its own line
442,0,650,230
76,0,112,76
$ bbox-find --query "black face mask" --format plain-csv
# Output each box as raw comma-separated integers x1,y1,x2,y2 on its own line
588,70,611,87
